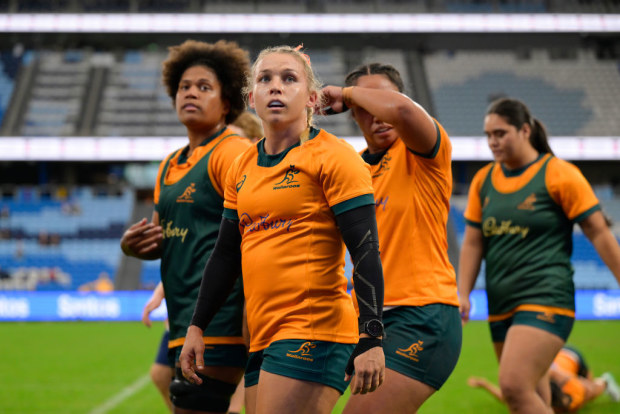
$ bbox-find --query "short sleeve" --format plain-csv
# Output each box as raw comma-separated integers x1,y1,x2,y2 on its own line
464,164,493,227
411,120,452,193
208,136,252,198
546,158,600,222
318,137,374,208
153,151,176,209
223,155,242,217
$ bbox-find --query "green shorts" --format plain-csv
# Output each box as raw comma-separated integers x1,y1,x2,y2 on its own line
382,304,462,389
244,340,355,394
173,343,248,368
490,310,574,342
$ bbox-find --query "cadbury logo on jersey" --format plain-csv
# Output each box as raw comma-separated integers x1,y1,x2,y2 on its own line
273,165,300,190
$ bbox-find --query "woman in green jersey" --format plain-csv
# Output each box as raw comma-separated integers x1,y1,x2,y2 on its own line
120,40,251,414
458,97,620,414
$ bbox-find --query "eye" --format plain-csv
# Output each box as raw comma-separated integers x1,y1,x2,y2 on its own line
199,84,210,92
284,74,296,82
258,74,270,83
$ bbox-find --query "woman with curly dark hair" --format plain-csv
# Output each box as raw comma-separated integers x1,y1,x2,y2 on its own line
121,39,251,414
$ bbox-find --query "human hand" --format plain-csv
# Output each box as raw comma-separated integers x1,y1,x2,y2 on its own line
345,337,385,394
459,295,471,325
467,376,487,388
180,325,206,385
316,85,349,115
120,218,162,257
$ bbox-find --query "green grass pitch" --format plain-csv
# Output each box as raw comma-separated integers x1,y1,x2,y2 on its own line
1,320,619,413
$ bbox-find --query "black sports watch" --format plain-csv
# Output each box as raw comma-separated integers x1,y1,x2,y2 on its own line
360,319,384,338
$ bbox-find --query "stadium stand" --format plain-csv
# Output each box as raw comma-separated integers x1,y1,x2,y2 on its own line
425,49,620,137
0,186,133,290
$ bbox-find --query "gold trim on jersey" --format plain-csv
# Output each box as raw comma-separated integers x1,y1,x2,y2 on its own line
488,304,575,322
168,336,246,348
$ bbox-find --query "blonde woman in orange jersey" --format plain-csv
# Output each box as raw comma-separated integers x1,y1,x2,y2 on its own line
180,46,386,414
319,63,462,413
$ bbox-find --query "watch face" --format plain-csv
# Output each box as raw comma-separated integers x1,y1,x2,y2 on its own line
366,319,383,337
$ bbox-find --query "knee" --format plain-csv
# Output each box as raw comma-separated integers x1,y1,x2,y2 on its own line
499,374,527,406
150,364,173,389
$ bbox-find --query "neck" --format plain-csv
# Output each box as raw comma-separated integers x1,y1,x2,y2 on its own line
186,122,226,155
263,120,308,155
503,147,540,170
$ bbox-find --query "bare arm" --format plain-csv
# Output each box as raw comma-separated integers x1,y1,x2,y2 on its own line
467,376,505,404
319,85,437,154
142,281,165,328
579,210,620,286
120,211,163,260
458,225,484,324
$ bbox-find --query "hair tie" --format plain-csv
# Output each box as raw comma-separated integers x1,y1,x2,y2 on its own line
294,44,311,67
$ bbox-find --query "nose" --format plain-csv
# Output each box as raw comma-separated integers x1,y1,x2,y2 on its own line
183,85,198,97
269,78,283,94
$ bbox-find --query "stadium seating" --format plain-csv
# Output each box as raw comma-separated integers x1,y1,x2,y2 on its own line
0,186,133,290
425,49,620,137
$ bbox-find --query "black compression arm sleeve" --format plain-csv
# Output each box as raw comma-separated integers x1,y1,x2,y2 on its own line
190,217,242,330
336,204,384,325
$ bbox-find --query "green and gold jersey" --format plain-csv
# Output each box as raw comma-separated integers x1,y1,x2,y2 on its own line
464,154,600,316
154,127,251,347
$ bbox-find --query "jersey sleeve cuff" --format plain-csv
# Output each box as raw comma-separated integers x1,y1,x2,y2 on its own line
572,203,601,224
465,218,481,229
223,208,239,220
408,120,441,159
332,194,375,216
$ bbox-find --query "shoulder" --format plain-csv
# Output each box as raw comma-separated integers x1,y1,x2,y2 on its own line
309,129,360,157
473,162,494,183
546,156,586,184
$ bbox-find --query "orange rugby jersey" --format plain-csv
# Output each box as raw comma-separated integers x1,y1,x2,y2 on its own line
223,128,375,352
356,121,458,308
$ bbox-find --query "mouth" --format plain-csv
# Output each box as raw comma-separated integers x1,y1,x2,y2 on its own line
182,103,199,111
373,125,392,135
267,100,285,109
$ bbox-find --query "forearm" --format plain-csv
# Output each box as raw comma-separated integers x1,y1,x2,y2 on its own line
458,227,484,298
344,86,436,152
190,218,242,330
336,205,384,324
458,244,483,298
590,230,620,285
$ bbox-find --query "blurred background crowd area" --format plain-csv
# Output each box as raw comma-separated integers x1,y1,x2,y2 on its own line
0,0,619,294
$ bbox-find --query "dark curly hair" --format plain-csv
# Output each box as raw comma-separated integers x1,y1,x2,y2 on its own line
162,39,250,125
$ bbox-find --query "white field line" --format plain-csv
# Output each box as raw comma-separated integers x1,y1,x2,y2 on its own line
88,373,151,414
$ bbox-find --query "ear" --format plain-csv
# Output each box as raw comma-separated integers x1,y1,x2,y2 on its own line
248,91,255,109
306,90,318,109
520,122,531,139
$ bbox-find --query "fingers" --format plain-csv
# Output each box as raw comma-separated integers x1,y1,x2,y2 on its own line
348,346,385,395
179,352,203,386
141,310,151,327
